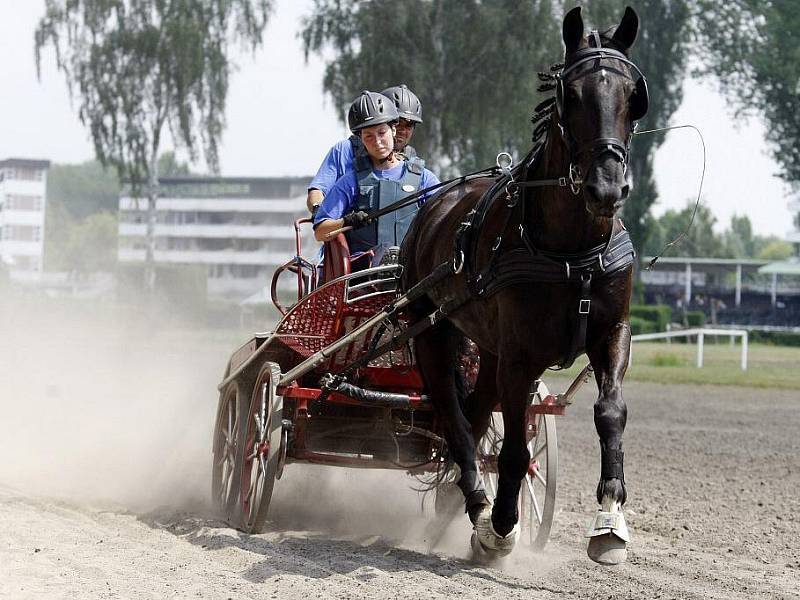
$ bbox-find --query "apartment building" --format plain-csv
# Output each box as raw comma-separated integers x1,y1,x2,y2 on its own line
118,176,315,301
0,158,50,281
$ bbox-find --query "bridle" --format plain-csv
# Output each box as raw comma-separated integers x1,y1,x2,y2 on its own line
553,32,650,194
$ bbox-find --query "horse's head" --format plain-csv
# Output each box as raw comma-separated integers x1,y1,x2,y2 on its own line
556,6,649,218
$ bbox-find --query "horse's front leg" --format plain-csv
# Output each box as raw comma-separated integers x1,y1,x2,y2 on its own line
586,322,631,565
472,352,532,557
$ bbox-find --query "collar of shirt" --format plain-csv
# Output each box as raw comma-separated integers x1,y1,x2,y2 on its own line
371,162,405,179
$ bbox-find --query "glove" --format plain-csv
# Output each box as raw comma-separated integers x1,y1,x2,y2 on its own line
342,210,370,228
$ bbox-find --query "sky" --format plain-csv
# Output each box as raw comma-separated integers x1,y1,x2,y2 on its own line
0,0,793,238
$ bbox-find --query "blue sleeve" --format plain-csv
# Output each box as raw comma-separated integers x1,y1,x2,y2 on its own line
308,139,355,196
418,168,441,205
313,170,358,228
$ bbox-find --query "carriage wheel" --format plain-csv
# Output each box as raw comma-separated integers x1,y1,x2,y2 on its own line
211,380,246,522
478,380,558,550
237,362,284,534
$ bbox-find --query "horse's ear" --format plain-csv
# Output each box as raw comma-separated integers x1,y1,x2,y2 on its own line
562,6,584,55
611,6,639,51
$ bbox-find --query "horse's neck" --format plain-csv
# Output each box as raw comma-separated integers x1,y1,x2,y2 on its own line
525,124,613,253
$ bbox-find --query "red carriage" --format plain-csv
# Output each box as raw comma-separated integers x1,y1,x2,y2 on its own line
211,218,592,550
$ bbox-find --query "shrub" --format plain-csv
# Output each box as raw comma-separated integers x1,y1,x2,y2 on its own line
630,304,672,332
749,330,800,347
685,310,706,328
630,316,657,335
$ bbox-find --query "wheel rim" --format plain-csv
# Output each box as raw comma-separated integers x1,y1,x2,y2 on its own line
478,381,558,550
522,409,558,549
241,379,270,528
212,385,240,513
239,363,283,533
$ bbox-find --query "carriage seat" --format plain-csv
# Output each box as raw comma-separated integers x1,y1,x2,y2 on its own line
320,234,374,284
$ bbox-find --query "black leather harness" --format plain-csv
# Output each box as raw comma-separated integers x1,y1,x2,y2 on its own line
454,145,636,369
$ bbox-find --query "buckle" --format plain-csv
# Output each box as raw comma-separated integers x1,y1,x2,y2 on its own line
578,299,591,315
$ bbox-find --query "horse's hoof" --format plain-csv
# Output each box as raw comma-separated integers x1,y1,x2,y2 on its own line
472,505,518,558
585,500,629,565
587,533,628,565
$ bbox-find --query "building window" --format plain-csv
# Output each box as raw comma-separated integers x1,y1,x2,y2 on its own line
208,264,226,278
5,194,43,211
230,265,260,278
1,224,41,242
5,168,43,181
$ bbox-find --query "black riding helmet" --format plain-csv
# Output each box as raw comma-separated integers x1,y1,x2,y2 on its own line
348,91,399,133
381,84,423,124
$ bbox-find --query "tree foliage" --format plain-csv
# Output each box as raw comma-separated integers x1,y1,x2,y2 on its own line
302,0,690,255
44,154,192,274
643,207,786,259
36,0,273,184
35,0,272,288
302,0,561,175
694,0,800,185
47,160,120,220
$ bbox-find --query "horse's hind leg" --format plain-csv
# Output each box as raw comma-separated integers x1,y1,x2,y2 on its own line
586,322,631,565
464,349,498,446
415,322,490,522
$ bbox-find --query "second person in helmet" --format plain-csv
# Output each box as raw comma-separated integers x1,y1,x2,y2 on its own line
306,84,425,214
313,91,439,264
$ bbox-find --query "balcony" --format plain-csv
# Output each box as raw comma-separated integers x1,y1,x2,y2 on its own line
0,210,45,226
118,248,293,265
119,196,305,213
118,223,295,239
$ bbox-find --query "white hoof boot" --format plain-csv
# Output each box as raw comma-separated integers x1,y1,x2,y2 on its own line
586,497,629,565
472,505,519,558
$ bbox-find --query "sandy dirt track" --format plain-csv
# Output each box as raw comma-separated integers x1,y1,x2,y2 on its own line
1,312,799,599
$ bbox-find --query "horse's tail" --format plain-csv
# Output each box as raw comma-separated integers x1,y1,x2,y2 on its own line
412,333,478,496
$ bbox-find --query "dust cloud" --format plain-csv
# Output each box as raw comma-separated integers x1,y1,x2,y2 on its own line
0,293,232,513
0,293,439,535
0,291,560,573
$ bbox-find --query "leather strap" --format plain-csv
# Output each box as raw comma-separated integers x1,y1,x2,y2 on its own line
601,448,625,481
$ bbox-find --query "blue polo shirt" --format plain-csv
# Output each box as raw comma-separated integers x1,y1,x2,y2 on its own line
308,139,355,196
313,163,440,227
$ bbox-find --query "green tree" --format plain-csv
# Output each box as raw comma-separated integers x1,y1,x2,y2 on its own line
695,1,800,184
757,239,793,260
47,160,120,220
645,201,725,258
35,0,273,290
302,0,561,174
302,1,690,256
158,151,194,177
723,213,755,258
63,213,120,275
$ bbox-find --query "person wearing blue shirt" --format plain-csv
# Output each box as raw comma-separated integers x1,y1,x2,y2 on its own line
306,84,425,214
313,91,440,266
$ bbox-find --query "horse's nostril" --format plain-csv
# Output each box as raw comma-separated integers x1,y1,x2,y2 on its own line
620,184,630,199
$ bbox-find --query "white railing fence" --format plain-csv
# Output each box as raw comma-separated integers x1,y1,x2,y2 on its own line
630,328,749,371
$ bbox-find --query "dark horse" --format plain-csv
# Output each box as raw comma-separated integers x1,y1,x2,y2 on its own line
401,6,647,564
